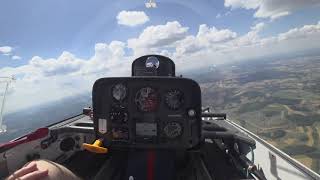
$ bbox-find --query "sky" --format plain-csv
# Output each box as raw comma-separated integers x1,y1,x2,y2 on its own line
0,0,320,113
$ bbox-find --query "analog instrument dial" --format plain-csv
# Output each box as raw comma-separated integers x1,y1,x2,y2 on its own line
135,87,159,112
165,90,184,110
163,122,182,138
112,84,127,101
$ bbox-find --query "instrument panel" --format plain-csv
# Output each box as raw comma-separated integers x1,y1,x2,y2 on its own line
92,77,201,149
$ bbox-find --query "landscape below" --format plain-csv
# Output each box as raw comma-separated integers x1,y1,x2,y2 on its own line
198,55,320,174
1,54,320,174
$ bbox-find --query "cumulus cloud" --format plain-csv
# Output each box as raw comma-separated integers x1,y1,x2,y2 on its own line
175,24,237,55
81,41,128,75
251,22,265,32
225,0,260,10
11,55,22,60
278,21,320,41
117,11,149,27
128,21,188,56
0,41,130,113
231,22,265,47
0,46,13,55
1,21,320,113
29,52,85,77
224,0,320,19
172,20,320,71
0,46,22,59
197,24,237,44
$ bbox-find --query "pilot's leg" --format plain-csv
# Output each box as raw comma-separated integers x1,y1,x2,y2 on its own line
7,160,81,180
33,160,81,180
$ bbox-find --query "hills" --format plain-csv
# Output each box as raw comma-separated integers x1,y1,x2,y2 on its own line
0,93,91,143
1,54,320,173
197,55,320,173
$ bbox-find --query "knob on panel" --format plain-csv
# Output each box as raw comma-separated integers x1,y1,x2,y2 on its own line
110,106,128,124
60,137,75,152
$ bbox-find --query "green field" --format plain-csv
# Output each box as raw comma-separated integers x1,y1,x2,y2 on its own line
200,55,320,173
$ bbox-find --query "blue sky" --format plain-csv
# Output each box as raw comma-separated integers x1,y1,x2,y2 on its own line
1,0,320,67
0,0,320,112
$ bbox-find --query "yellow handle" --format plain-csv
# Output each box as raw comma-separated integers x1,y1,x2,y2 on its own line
82,139,108,154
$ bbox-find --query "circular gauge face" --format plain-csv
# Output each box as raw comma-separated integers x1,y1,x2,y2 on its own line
165,90,184,110
163,122,182,138
135,87,159,112
112,84,127,101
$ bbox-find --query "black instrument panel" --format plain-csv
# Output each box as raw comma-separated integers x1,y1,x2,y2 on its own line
92,77,201,149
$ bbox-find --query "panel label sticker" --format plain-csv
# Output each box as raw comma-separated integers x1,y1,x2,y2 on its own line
99,118,107,134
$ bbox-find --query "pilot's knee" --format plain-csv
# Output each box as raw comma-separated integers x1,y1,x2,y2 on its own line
26,160,80,180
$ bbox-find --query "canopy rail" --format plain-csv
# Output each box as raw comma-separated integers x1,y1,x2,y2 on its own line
0,76,15,134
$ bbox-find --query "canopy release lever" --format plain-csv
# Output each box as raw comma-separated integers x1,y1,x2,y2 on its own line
82,138,108,154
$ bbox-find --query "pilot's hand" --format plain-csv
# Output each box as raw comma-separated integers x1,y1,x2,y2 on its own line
7,161,48,180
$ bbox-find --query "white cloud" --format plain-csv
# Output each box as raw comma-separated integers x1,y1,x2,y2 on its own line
251,22,265,32
0,46,22,59
1,21,320,113
0,41,130,113
81,41,128,75
175,24,237,55
278,21,320,41
215,11,232,19
197,24,237,44
178,21,320,71
0,46,13,55
11,55,22,60
128,21,189,56
225,11,232,16
29,52,85,77
224,0,260,10
117,11,149,27
224,0,320,19
231,22,265,47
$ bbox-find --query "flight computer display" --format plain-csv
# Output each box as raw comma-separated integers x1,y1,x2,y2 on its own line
92,77,201,149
